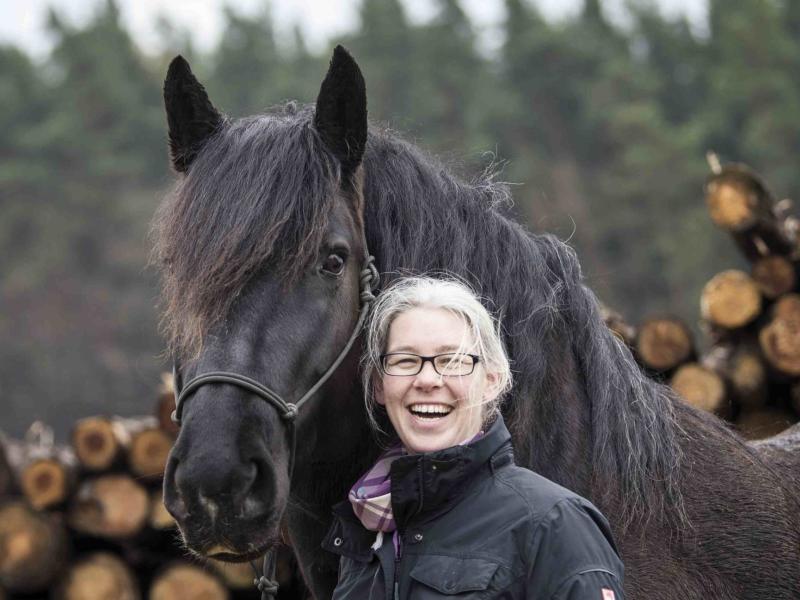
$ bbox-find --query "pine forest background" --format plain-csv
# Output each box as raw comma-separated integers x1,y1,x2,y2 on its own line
2,0,799,438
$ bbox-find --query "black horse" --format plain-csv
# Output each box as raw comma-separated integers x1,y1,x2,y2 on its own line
153,47,800,599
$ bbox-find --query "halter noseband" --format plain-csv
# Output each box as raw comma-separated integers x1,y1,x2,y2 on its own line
171,255,379,600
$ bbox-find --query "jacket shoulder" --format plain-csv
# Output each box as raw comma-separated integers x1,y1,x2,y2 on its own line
494,464,591,523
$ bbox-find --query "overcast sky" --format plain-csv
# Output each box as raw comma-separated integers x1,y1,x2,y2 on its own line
2,0,708,59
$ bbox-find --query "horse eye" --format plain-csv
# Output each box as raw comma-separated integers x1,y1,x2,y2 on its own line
321,253,345,275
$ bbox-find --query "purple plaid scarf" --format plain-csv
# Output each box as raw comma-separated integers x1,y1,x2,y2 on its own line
348,432,484,555
348,445,405,534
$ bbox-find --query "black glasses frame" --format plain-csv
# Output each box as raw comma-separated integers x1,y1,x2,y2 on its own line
379,352,481,377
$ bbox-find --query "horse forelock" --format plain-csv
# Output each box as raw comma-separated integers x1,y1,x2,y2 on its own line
151,105,340,358
362,130,685,532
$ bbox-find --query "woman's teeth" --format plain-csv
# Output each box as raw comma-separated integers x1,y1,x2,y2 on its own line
409,404,453,418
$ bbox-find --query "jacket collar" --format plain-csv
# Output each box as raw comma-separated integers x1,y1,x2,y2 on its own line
388,414,513,529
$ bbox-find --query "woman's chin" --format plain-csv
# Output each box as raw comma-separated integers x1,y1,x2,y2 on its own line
401,427,458,454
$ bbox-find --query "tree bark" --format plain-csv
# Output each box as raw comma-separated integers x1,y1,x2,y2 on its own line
704,343,768,411
751,255,797,299
705,164,798,261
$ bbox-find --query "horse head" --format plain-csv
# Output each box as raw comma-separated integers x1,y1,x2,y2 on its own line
155,47,373,567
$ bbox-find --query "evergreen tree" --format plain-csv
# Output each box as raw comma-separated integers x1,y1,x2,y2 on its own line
340,0,416,126
629,4,708,126
208,4,282,116
705,0,800,193
45,0,164,184
410,0,494,154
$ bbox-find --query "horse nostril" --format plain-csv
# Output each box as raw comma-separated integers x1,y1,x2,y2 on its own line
163,456,189,521
235,458,274,520
232,460,258,503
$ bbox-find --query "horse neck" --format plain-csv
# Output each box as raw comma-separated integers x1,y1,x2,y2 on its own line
507,345,595,499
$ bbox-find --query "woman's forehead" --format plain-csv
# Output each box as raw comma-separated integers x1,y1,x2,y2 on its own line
386,306,475,349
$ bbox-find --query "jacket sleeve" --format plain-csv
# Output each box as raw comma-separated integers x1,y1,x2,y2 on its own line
550,569,625,600
526,498,625,600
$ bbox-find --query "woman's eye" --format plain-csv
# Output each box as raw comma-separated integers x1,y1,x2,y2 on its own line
321,253,345,275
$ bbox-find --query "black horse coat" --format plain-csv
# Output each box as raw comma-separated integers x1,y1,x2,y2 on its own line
322,416,624,599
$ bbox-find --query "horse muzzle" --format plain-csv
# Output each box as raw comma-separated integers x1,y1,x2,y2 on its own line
163,443,288,561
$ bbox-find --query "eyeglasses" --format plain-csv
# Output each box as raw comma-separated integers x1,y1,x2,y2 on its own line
380,352,481,377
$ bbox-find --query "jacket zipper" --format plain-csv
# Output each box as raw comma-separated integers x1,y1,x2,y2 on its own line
393,458,426,600
393,532,402,600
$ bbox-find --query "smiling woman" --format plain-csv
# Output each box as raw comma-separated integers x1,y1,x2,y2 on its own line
323,276,626,599
363,277,511,452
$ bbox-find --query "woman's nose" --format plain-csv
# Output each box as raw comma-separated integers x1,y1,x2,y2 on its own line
414,360,443,386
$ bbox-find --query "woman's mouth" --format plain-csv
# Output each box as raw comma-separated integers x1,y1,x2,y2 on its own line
408,403,454,419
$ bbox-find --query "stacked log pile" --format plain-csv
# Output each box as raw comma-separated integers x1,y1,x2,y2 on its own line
0,376,306,599
611,159,800,439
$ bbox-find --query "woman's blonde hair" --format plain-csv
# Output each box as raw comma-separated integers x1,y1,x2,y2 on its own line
362,275,512,432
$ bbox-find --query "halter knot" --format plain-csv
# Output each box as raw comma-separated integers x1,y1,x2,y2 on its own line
254,575,279,598
283,403,299,421
360,255,380,304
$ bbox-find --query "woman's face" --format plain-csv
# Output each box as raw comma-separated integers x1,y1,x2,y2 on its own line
376,306,498,454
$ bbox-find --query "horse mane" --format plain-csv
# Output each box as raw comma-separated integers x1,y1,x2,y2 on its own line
152,104,686,528
362,129,686,529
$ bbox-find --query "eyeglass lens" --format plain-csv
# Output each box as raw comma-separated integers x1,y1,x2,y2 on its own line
382,353,475,376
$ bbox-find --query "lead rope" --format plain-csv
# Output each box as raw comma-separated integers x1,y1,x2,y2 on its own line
240,256,379,600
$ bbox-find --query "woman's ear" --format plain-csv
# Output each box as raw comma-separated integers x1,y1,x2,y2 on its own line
483,371,501,402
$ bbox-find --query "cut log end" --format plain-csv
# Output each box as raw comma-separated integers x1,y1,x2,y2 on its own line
208,557,256,590
150,564,229,600
636,317,694,371
700,270,762,329
149,489,176,530
69,474,149,539
72,417,120,471
20,458,71,510
670,363,728,416
759,294,800,376
752,255,797,299
730,351,767,410
706,180,758,232
129,429,173,479
57,552,139,600
0,501,68,593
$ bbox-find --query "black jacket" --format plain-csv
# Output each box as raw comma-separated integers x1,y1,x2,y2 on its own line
322,416,624,599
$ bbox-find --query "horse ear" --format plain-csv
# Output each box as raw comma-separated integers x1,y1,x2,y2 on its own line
314,45,367,176
163,55,223,173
